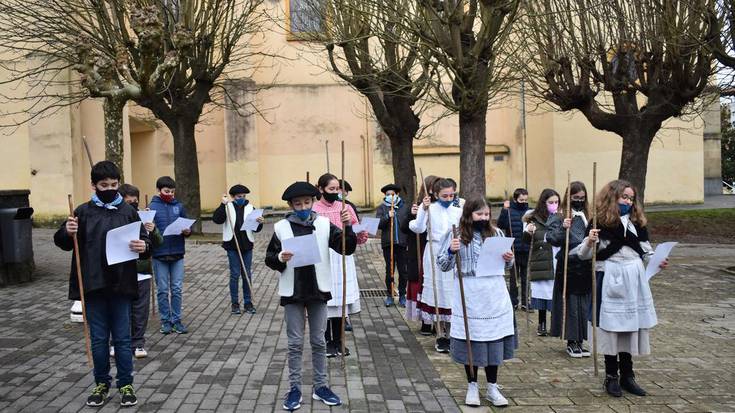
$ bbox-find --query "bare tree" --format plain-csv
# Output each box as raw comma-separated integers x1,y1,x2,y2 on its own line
0,0,267,224
520,0,717,202
706,0,735,95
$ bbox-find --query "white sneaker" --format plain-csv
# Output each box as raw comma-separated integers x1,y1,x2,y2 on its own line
486,383,508,406
70,301,83,323
465,382,481,407
134,348,148,358
109,346,115,357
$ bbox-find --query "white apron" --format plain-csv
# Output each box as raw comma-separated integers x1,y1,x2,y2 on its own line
450,275,515,342
326,250,361,315
599,257,657,332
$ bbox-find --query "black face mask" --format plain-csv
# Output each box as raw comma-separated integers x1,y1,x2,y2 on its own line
472,220,489,231
96,189,118,204
129,202,139,210
513,202,529,211
571,200,585,211
323,192,339,203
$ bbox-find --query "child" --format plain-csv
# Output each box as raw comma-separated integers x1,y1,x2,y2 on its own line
446,178,466,208
212,184,264,315
522,188,560,336
118,183,163,359
437,198,516,407
577,180,666,397
339,180,360,219
409,178,462,353
497,188,531,310
402,175,438,333
54,161,150,407
149,176,192,335
265,181,356,410
376,183,409,307
547,181,592,358
313,173,369,357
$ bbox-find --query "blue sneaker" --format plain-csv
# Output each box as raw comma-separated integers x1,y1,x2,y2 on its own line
160,321,172,335
344,319,353,332
282,387,302,411
398,295,406,307
172,321,188,334
384,296,394,307
312,386,341,406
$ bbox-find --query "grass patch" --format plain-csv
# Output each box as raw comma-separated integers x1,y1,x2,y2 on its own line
647,209,735,244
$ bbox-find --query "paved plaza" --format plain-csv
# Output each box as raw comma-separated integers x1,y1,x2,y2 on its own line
0,228,733,412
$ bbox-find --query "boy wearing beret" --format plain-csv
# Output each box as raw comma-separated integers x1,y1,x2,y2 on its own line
376,184,409,307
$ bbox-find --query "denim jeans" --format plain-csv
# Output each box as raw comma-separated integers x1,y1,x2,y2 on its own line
153,258,185,324
131,278,151,348
86,293,133,388
226,249,253,305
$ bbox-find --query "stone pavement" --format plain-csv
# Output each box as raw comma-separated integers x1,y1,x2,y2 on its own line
1,229,734,412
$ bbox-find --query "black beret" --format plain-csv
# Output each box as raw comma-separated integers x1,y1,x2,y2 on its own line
381,183,401,193
229,184,250,195
282,181,320,201
339,180,353,192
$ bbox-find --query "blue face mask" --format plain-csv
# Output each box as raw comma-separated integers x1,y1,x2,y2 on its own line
618,203,631,216
338,193,344,200
438,199,453,208
295,208,312,220
385,194,401,204
233,198,246,206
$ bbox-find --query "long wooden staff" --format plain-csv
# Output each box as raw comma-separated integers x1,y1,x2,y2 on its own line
145,194,156,316
414,176,422,276
306,171,310,183
561,171,572,340
224,196,255,301
340,140,349,365
452,225,474,381
419,169,444,339
325,140,330,173
591,162,599,376
525,236,534,336
506,207,520,312
68,194,93,367
389,196,396,300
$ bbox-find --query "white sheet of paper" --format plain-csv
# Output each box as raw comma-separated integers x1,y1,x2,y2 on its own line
475,236,515,277
162,217,196,236
645,241,677,281
281,233,321,269
105,222,141,265
137,210,156,224
354,217,380,236
241,209,264,231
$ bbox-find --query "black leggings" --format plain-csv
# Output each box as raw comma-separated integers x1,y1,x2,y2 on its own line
324,317,344,345
604,352,633,377
538,310,547,325
464,365,498,383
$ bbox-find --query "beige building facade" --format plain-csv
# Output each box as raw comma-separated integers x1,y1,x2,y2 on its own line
0,2,710,220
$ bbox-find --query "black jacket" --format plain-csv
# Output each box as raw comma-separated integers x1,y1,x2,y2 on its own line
522,214,557,282
547,214,592,295
496,203,530,253
211,201,263,251
376,201,408,248
399,206,425,282
54,201,151,300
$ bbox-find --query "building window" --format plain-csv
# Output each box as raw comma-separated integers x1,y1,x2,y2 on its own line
493,155,504,162
288,0,324,39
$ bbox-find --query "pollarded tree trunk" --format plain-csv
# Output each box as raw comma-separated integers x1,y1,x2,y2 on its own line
618,129,656,205
103,97,126,180
163,115,202,233
379,96,420,202
387,130,418,202
458,108,488,200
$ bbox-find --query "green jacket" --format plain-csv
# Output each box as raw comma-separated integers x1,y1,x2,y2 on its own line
522,214,556,282
137,227,163,275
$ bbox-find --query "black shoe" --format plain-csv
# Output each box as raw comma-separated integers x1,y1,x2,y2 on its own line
566,342,583,358
435,337,450,353
420,323,433,336
231,303,241,315
119,384,137,407
86,383,109,407
620,374,647,396
244,303,256,314
326,341,338,358
604,374,623,397
536,322,548,336
336,344,350,357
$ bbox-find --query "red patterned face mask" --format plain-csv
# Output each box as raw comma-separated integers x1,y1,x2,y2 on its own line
160,193,175,203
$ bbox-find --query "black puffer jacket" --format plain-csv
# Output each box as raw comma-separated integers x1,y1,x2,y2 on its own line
522,213,557,282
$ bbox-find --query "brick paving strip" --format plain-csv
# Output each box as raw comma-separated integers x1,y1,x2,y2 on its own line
0,229,733,412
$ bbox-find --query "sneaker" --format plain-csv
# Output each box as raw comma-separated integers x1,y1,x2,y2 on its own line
465,382,480,406
435,337,450,353
160,321,172,335
344,319,353,332
579,343,591,357
419,323,433,336
71,300,84,323
398,295,406,307
134,347,148,359
172,322,188,334
336,344,351,357
536,322,547,337
312,386,341,406
231,303,241,315
282,387,302,411
326,341,339,358
109,346,115,357
86,383,109,407
384,296,394,307
567,342,583,358
486,383,508,406
119,384,137,407
604,374,623,397
244,303,257,314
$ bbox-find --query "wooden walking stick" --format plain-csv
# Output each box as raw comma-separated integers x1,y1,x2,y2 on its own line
419,169,444,339
506,207,520,312
68,194,93,367
561,171,572,341
340,141,349,366
325,140,330,173
591,162,599,376
452,225,474,381
414,176,422,276
389,196,396,300
306,171,310,183
525,236,534,336
145,194,156,316
224,196,256,302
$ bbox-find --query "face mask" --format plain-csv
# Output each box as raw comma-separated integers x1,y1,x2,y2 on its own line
233,198,246,207
323,192,339,203
96,189,118,204
571,200,585,211
295,208,312,220
547,202,559,214
338,193,344,200
160,193,175,203
129,202,139,210
438,199,453,208
513,201,529,211
472,220,489,231
385,195,401,204
618,203,631,216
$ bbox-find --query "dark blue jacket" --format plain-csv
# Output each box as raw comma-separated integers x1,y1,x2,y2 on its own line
496,202,530,253
149,195,188,257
